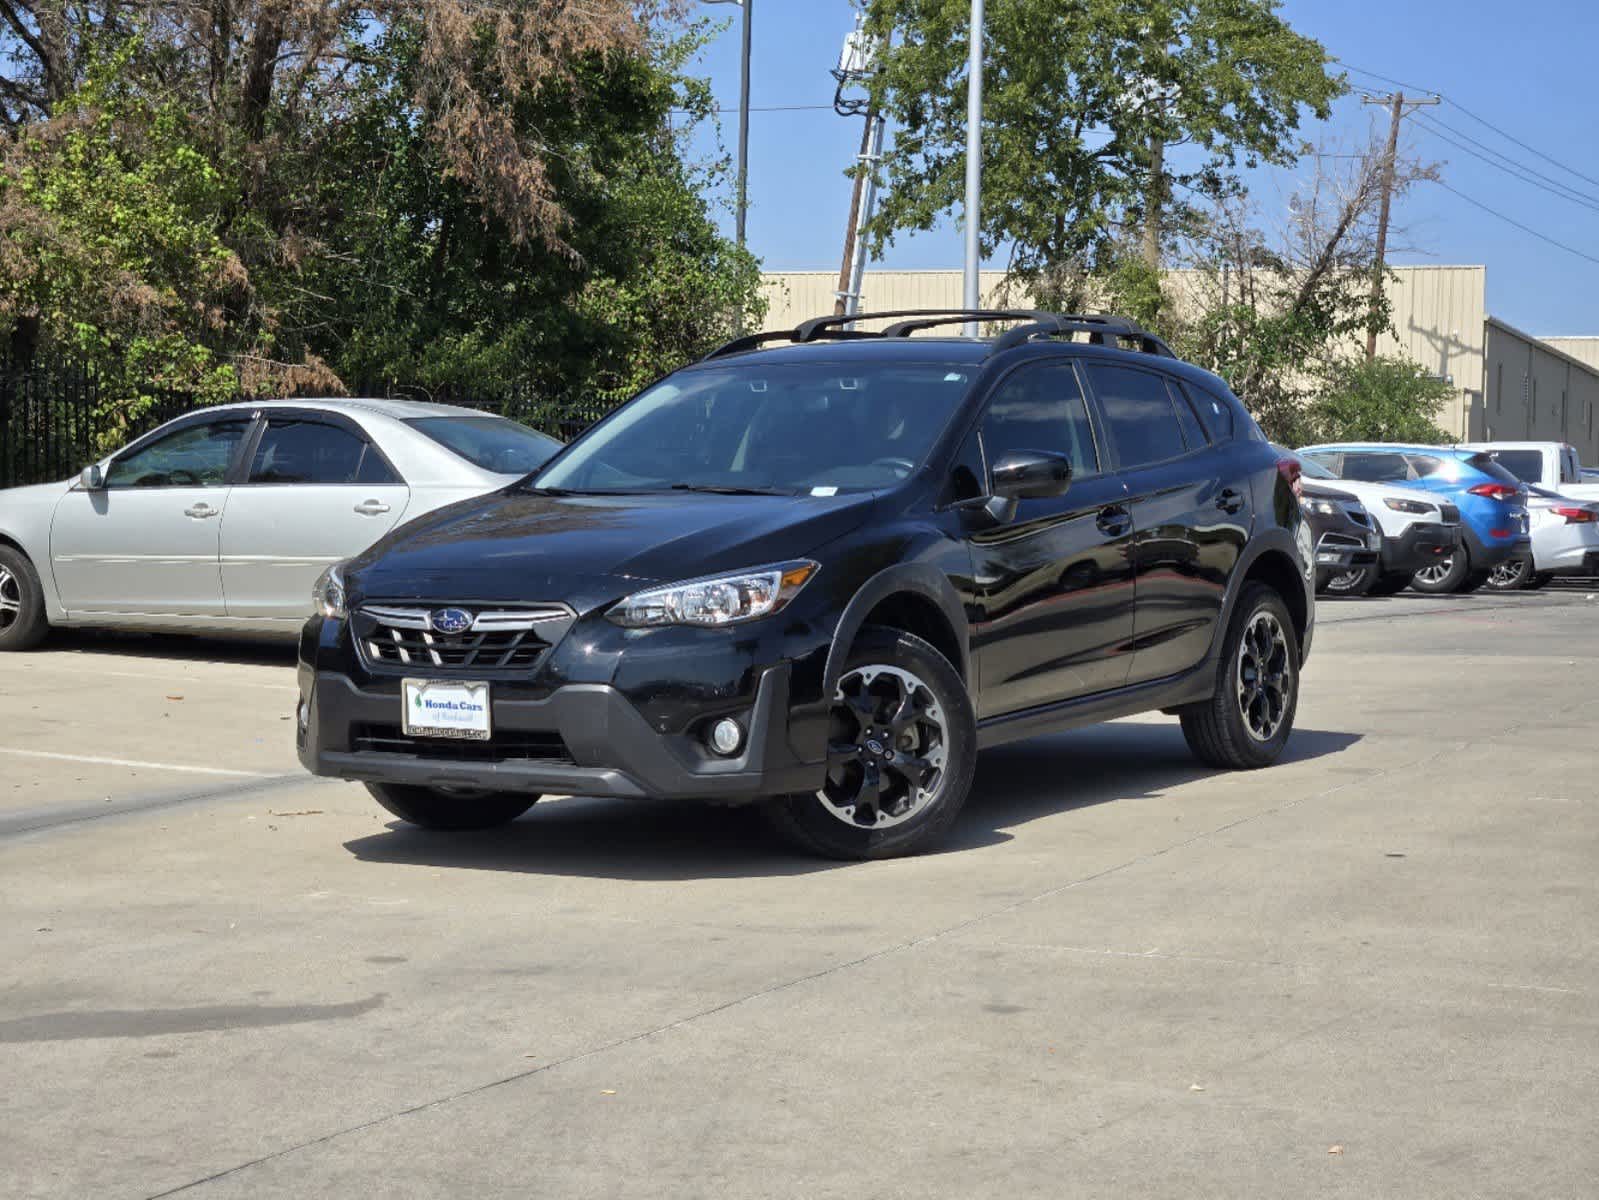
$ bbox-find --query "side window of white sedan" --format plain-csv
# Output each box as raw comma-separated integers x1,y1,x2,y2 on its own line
247,419,400,485
104,420,252,489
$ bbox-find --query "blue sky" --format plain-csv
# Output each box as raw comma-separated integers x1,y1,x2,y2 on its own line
685,0,1599,335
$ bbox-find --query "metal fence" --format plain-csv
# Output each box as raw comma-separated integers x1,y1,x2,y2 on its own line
0,353,619,489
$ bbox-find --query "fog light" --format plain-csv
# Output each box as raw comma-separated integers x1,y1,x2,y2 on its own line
297,700,309,729
707,718,744,757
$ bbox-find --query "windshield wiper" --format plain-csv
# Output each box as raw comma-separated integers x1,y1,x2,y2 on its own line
669,483,796,497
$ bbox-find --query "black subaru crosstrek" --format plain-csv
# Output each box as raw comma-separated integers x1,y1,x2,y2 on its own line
298,310,1315,859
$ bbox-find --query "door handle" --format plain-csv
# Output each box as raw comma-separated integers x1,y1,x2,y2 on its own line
1096,506,1132,536
184,503,219,519
354,500,391,516
1217,488,1246,514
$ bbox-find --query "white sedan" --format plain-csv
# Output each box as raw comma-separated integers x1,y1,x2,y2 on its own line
0,399,561,649
1488,486,1599,590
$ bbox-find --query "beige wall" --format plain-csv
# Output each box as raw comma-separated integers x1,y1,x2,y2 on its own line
761,266,1488,438
1540,337,1599,372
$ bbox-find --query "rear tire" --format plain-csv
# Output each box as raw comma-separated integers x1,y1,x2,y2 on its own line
1180,583,1299,770
1366,572,1413,597
0,546,49,652
763,626,976,861
367,783,538,831
1410,547,1471,594
1484,554,1532,591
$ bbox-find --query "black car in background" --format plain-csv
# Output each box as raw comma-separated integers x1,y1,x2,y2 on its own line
1300,481,1381,595
297,310,1315,859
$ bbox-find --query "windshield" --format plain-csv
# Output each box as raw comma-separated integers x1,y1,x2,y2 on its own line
1285,449,1338,480
529,362,976,495
408,416,561,475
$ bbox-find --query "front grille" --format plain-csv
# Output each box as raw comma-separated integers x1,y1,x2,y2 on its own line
351,724,574,765
1439,503,1461,523
353,605,575,674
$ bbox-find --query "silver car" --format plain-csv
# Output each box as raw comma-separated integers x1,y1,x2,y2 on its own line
0,399,561,649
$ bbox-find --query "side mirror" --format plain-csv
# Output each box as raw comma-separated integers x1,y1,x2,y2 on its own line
79,464,105,491
991,451,1073,501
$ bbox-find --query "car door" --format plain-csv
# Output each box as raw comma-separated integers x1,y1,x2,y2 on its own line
50,416,253,615
1085,363,1247,687
962,359,1136,718
220,413,409,619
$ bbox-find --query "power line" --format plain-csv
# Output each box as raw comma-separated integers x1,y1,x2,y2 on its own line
1430,178,1599,269
1411,112,1599,215
1338,59,1599,193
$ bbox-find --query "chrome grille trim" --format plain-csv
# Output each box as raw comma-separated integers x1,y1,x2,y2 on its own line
352,604,576,673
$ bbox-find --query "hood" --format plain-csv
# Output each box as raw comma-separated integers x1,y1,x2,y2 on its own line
1300,481,1358,504
349,488,880,609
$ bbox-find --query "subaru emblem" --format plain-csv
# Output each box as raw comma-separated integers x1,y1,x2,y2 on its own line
429,607,473,636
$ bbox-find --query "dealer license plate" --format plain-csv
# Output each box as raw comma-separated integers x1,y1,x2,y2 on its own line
403,679,492,741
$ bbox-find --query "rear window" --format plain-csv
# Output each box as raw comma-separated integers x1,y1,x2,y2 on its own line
1462,453,1522,486
1486,449,1546,484
408,416,561,475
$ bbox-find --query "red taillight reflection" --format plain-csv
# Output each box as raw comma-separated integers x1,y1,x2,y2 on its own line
1552,506,1598,524
1276,457,1303,500
1468,482,1520,501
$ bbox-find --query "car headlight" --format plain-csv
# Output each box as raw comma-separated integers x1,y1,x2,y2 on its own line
312,564,347,620
1383,497,1434,514
608,561,819,628
1304,498,1338,517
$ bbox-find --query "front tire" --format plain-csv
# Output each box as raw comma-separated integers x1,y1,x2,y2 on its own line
368,783,538,831
1320,564,1375,597
763,626,976,860
1410,547,1471,594
0,546,49,652
1180,582,1299,770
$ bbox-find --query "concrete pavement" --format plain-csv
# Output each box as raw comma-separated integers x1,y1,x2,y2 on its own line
2,592,1596,1198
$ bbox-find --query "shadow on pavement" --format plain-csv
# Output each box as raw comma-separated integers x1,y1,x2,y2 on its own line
39,628,299,668
342,722,1362,881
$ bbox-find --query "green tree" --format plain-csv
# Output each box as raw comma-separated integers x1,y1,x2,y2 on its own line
861,0,1343,301
1308,356,1453,444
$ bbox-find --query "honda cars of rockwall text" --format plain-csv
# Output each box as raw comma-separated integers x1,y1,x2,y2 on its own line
297,310,1316,860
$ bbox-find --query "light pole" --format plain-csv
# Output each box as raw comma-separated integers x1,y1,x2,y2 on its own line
705,0,752,250
963,0,983,335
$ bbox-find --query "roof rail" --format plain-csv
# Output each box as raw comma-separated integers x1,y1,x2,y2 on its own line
699,308,1174,362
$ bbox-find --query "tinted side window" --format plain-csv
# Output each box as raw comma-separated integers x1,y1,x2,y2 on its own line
1340,452,1413,483
1088,365,1187,468
1490,449,1544,484
105,420,252,489
1191,384,1236,441
1168,382,1208,451
1406,454,1446,479
980,363,1099,480
248,419,398,485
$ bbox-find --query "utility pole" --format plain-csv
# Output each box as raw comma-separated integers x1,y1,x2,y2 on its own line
832,14,885,320
735,0,752,252
962,0,984,335
1362,90,1439,359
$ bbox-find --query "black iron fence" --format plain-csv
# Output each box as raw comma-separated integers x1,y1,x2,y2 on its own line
0,353,618,489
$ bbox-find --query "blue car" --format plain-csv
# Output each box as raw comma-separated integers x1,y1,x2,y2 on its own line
1296,444,1530,594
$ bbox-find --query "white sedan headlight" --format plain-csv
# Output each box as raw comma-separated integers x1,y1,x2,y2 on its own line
608,561,819,628
312,564,348,620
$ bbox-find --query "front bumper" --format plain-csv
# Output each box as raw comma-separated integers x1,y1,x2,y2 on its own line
298,663,824,803
1313,530,1380,573
1381,522,1461,575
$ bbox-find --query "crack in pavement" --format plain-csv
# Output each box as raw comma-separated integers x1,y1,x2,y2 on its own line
0,774,315,839
141,691,1583,1199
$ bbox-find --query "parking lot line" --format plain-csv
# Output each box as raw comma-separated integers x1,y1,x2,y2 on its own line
0,746,279,778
